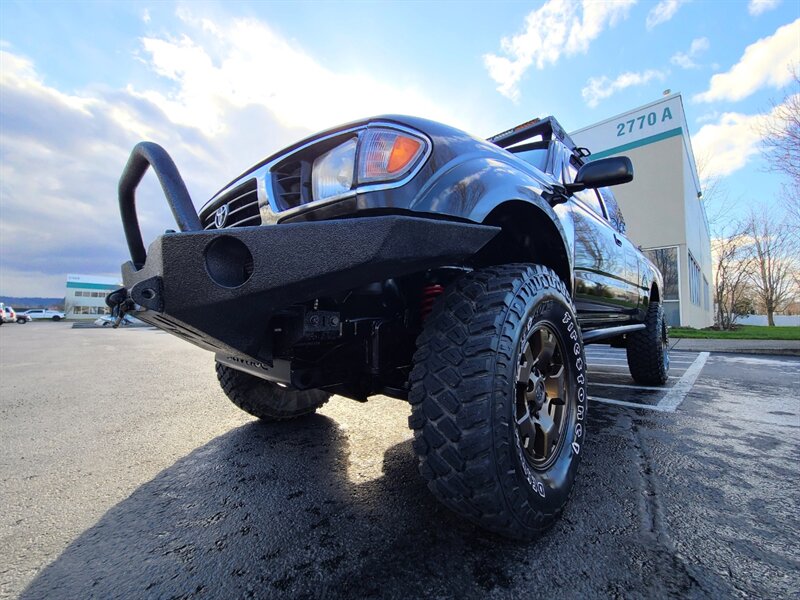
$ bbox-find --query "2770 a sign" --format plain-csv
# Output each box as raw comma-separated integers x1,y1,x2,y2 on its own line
616,106,674,137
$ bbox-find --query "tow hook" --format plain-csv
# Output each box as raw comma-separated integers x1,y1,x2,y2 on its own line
105,287,135,328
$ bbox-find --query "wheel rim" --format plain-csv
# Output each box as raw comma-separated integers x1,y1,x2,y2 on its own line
515,323,571,471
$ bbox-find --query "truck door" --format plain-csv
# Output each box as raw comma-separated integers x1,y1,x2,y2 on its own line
597,187,642,311
564,159,632,325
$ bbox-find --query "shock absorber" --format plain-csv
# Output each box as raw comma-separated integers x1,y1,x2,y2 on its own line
420,284,445,321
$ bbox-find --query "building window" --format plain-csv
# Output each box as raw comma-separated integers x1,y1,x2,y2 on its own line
73,290,112,298
75,290,111,298
644,247,679,300
688,252,701,306
73,305,110,315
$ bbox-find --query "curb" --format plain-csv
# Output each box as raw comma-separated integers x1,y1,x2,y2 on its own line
670,338,800,357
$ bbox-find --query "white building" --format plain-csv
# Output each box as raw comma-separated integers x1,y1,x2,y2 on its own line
65,274,120,319
571,93,713,328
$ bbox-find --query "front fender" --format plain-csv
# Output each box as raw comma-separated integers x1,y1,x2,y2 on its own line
410,154,571,261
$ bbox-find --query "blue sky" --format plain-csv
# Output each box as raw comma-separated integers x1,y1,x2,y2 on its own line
1,0,798,296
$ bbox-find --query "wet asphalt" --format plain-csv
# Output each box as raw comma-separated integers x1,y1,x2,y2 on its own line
1,323,798,599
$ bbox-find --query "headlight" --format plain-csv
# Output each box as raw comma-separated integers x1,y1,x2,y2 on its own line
311,127,427,202
312,137,357,202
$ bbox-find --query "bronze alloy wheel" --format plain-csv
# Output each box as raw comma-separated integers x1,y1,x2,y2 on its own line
515,323,571,471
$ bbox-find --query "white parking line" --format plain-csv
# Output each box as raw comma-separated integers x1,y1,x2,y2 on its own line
590,381,671,391
657,352,710,412
588,364,684,374
588,370,680,379
586,348,692,354
587,350,698,358
589,351,709,412
589,395,670,412
588,358,694,365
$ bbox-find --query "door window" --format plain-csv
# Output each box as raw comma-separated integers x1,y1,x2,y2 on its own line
598,188,626,234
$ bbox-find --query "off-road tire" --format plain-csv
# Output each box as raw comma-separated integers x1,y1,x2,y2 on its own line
626,301,669,385
215,363,330,421
409,264,588,540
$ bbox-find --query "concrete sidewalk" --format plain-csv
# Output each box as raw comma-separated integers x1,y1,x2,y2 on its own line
670,337,800,356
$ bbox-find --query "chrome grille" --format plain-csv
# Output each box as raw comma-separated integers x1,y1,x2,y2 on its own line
202,178,260,230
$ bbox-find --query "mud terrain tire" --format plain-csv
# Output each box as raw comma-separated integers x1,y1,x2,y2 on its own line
216,363,330,421
626,302,669,385
409,264,588,540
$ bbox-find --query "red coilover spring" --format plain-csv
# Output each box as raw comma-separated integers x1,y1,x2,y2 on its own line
420,284,445,321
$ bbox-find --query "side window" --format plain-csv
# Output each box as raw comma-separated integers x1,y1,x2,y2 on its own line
598,188,626,234
564,161,606,219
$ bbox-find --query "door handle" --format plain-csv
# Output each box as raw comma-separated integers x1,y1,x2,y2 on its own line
613,234,623,247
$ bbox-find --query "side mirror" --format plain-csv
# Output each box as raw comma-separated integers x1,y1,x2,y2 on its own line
565,156,633,194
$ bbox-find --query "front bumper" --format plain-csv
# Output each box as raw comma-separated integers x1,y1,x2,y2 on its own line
116,142,499,365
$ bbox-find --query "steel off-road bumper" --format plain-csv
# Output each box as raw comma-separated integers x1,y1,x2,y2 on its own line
116,142,499,367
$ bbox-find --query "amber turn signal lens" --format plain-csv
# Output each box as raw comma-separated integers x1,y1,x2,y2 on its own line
387,136,422,173
357,128,427,183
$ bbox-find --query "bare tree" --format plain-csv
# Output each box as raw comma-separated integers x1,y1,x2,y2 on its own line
783,182,800,232
745,210,798,326
760,67,800,180
712,229,754,329
697,156,752,330
759,67,800,229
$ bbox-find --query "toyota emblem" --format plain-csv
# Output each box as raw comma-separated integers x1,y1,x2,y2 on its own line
214,204,229,228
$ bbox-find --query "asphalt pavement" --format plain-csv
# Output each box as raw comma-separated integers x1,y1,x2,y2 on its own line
1,322,798,599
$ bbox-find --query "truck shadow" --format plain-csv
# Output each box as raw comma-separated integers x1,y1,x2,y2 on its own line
19,406,731,599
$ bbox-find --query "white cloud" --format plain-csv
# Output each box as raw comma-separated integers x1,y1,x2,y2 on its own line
133,15,463,135
646,0,689,30
0,13,465,296
483,0,636,101
694,19,800,103
691,98,797,178
695,110,720,124
581,69,667,108
0,49,221,296
142,8,151,23
670,37,709,69
748,0,781,16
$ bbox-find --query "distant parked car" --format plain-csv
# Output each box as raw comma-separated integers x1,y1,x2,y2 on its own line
21,308,65,321
1,306,29,324
1,306,16,323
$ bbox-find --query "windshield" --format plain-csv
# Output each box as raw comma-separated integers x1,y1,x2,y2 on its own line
509,147,548,172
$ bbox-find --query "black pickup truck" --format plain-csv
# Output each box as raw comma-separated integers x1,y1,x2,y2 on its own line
111,115,667,540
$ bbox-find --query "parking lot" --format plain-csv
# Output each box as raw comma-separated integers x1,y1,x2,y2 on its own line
1,323,798,599
585,345,708,412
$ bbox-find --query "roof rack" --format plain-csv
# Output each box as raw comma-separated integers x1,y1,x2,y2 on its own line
488,115,581,153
